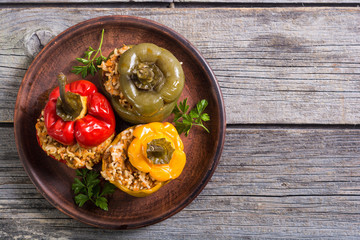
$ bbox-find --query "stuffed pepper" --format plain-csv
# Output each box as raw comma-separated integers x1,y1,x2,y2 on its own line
35,73,116,169
101,122,186,197
99,43,185,124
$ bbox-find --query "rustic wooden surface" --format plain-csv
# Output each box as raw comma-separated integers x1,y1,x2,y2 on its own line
1,2,360,239
2,8,360,124
2,0,360,3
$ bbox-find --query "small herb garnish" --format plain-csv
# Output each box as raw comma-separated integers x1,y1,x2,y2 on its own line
72,169,116,211
172,98,210,137
71,29,106,78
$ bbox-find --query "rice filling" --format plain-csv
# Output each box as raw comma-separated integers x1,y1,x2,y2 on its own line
99,45,134,111
101,127,159,191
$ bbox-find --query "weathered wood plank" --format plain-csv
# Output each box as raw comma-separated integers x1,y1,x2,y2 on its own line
1,0,359,3
3,126,360,196
0,0,171,2
175,0,360,3
1,127,360,238
208,127,360,197
2,8,360,124
1,195,359,239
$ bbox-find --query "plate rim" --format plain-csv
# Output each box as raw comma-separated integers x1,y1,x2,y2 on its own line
14,15,226,229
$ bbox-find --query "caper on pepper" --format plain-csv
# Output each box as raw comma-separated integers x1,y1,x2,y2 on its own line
100,43,185,124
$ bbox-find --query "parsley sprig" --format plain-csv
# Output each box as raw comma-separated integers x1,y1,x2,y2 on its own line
172,98,210,137
72,169,116,211
71,29,106,78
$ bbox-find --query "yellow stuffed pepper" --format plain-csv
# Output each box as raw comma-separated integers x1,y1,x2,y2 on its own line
101,122,186,197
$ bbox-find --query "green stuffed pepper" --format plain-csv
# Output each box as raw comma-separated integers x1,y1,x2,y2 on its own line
99,43,185,124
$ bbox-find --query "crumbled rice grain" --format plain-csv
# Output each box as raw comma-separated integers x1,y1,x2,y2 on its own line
99,45,134,111
101,127,159,191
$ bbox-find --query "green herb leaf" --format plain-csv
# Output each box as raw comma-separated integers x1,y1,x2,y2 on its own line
89,62,96,76
95,197,109,211
75,194,89,207
183,114,192,122
197,99,208,114
84,48,95,59
71,29,106,78
101,182,116,196
174,122,190,136
179,99,189,113
71,66,84,74
189,109,199,119
75,170,82,177
172,98,210,137
182,119,193,126
201,113,210,122
91,183,101,198
172,105,182,122
72,178,86,194
85,171,99,184
76,58,90,65
95,56,106,66
72,168,115,211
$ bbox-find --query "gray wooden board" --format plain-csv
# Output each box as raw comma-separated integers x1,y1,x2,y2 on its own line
1,127,360,238
1,7,360,124
2,0,360,3
175,0,360,3
0,0,172,2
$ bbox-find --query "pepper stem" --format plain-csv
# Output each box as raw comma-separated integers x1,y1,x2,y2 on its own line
136,63,154,83
56,73,87,121
58,73,73,114
146,138,175,165
132,62,164,90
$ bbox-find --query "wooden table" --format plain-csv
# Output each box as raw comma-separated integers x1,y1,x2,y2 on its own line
1,1,360,239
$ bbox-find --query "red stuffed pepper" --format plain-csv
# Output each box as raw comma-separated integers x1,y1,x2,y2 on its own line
35,73,116,169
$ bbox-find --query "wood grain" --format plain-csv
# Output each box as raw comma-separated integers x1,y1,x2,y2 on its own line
2,4,360,239
1,0,359,3
0,0,171,2
1,127,360,238
1,8,360,124
175,0,360,3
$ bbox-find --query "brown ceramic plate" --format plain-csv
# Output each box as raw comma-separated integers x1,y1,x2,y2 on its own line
14,16,225,229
